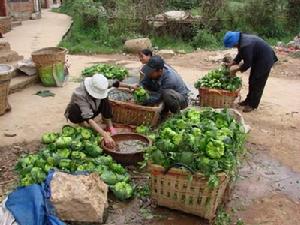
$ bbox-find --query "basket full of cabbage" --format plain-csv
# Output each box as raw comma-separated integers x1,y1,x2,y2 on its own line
194,67,242,108
145,108,247,219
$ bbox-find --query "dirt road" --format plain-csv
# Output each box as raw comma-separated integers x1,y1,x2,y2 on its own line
3,9,71,58
1,10,300,225
1,51,300,225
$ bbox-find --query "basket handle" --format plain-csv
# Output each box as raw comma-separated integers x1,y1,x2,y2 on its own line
207,88,223,95
164,163,195,175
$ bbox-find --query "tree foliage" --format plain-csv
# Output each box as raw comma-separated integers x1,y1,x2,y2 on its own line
287,0,300,32
201,0,225,20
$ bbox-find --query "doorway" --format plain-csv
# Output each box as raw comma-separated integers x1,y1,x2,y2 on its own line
0,0,7,17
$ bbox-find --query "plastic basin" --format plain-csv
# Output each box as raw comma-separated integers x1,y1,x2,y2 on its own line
100,133,151,166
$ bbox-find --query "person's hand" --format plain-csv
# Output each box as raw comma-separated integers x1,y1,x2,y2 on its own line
112,81,120,88
107,127,117,135
103,132,116,149
229,65,239,77
224,60,236,68
130,84,139,91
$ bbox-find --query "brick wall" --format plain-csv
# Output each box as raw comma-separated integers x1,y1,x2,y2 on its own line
8,0,34,20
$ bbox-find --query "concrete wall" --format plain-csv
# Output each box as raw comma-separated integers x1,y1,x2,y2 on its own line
7,0,35,20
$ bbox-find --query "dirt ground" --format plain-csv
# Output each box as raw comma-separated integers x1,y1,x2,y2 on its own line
1,9,300,225
3,9,71,58
1,49,300,224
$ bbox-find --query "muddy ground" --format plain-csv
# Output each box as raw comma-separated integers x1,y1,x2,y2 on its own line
0,50,300,225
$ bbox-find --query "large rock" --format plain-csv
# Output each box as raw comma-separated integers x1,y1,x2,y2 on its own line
156,49,175,58
50,172,108,224
164,11,188,21
0,41,23,64
124,38,152,53
17,59,37,76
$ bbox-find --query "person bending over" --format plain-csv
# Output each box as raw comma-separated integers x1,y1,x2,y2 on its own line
223,31,278,112
65,74,116,148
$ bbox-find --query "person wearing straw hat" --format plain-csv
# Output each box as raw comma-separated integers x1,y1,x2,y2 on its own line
65,74,116,148
223,31,278,112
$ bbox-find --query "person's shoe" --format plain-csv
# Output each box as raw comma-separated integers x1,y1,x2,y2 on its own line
243,106,254,113
238,100,248,107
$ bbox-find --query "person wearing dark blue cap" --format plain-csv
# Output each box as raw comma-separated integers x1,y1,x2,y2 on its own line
113,56,189,117
223,31,278,112
140,55,190,115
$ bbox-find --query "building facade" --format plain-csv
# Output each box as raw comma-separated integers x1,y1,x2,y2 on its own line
42,0,61,8
0,0,41,20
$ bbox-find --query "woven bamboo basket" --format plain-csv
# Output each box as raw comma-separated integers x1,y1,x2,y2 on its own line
109,99,163,127
0,65,14,116
149,163,230,222
199,87,240,108
32,47,68,87
32,47,67,67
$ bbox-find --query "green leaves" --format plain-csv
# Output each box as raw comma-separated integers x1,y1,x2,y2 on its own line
147,108,247,188
206,140,225,159
133,87,150,104
151,149,165,165
136,125,151,135
16,125,134,201
112,181,134,201
101,170,118,185
55,137,72,148
194,67,242,91
81,64,128,81
41,132,58,144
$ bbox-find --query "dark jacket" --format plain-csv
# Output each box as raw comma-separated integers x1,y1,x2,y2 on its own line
140,65,190,105
234,33,278,74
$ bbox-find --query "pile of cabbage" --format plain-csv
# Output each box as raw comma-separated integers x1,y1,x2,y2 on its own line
15,125,133,201
145,108,247,187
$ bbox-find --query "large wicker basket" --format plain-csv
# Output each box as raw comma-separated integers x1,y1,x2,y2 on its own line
109,99,163,127
149,163,230,222
32,47,67,67
199,87,240,108
32,47,67,87
0,65,14,116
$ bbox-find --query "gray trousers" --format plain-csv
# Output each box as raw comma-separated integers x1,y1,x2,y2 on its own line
161,89,188,114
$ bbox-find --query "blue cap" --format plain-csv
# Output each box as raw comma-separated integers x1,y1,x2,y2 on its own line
223,31,240,48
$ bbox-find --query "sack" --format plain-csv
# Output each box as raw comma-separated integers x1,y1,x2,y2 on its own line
0,198,17,225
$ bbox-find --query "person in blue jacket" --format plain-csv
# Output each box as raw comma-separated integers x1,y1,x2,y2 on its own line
114,56,190,116
139,55,190,113
223,31,278,112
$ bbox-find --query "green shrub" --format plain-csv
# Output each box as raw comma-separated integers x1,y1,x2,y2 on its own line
192,29,221,49
166,0,200,10
151,36,194,52
243,0,286,38
287,0,300,33
56,0,297,54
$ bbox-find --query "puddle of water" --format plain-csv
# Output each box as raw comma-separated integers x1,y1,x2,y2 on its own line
147,208,207,225
231,149,300,207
